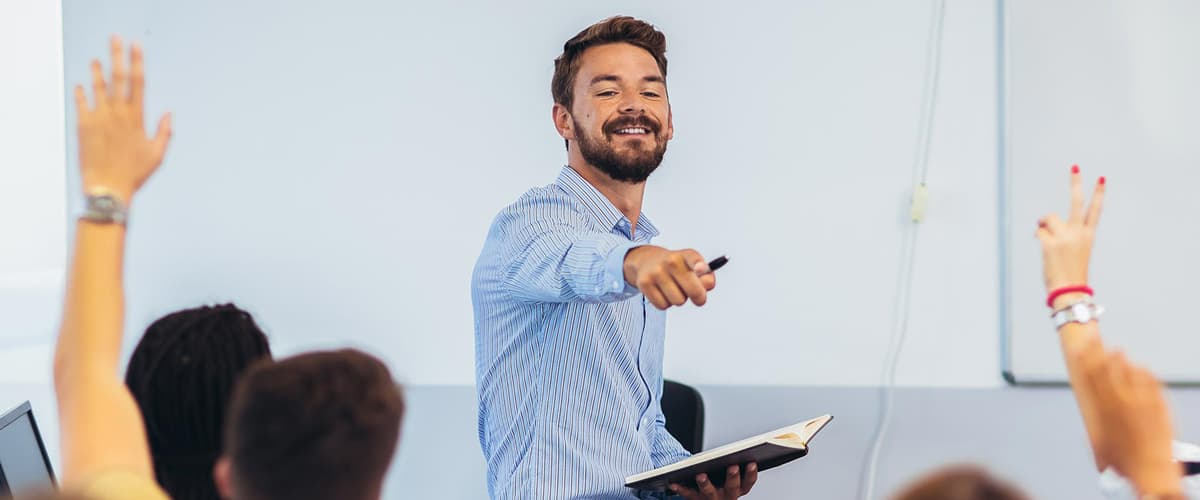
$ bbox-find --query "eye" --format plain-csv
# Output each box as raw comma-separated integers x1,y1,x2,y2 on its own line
597,90,618,97
641,91,662,98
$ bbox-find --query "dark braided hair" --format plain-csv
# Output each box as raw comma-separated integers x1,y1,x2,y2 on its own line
124,303,272,500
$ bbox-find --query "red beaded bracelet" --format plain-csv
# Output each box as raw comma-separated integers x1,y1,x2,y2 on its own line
1047,285,1093,308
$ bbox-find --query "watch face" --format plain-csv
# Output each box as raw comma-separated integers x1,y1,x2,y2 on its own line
1071,303,1091,322
94,196,116,210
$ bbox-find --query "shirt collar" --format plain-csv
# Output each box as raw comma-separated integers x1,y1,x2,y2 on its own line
555,166,659,239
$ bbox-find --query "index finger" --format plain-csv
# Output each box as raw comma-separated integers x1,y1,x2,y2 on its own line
1085,177,1106,228
1069,164,1084,223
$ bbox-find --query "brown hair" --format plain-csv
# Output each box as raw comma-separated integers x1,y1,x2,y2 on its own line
551,15,668,113
224,349,404,500
891,465,1030,500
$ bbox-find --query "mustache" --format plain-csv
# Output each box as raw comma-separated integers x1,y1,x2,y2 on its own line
603,116,661,136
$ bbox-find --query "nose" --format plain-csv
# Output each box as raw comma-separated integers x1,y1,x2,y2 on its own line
618,93,644,114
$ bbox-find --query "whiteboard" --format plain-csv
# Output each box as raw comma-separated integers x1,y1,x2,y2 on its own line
1002,0,1200,383
63,0,953,385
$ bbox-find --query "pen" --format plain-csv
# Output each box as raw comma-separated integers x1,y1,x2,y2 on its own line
696,255,729,276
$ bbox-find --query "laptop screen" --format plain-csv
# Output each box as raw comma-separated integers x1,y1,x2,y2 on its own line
0,401,56,498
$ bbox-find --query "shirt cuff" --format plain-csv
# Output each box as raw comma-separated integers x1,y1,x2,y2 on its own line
602,240,644,296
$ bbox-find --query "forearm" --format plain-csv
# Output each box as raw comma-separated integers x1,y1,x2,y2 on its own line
650,414,691,467
54,219,157,483
502,229,642,302
55,221,127,384
1055,300,1109,470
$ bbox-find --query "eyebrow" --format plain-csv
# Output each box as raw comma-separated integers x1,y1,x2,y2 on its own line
589,74,665,86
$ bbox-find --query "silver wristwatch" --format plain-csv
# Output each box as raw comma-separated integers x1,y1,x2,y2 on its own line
80,191,128,225
1051,296,1104,329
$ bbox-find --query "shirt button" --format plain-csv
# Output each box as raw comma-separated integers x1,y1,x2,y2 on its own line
612,280,620,289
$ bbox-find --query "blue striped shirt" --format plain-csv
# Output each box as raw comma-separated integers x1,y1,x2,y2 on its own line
472,166,691,499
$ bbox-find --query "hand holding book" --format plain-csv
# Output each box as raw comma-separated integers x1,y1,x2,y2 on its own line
668,463,758,499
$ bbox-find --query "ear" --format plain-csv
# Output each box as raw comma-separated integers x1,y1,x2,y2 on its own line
214,456,235,499
552,103,576,141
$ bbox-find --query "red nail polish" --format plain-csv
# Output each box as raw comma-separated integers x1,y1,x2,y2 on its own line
1071,165,1080,174
1099,176,1106,185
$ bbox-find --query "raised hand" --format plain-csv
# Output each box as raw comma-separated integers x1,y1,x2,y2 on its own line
75,36,172,202
1035,165,1105,303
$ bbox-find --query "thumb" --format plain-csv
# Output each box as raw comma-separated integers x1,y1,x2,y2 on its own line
151,112,173,161
683,250,709,274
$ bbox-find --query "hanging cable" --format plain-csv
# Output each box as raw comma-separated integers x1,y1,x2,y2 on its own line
858,1,946,499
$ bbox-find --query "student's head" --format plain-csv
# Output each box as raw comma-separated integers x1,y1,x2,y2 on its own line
124,303,273,500
215,349,405,500
891,465,1029,500
552,15,673,183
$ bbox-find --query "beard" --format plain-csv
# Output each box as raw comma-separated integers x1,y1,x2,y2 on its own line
574,114,668,183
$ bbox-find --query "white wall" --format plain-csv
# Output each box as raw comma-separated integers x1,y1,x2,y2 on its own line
0,0,66,468
0,0,67,346
891,0,1000,386
662,0,1001,387
52,0,1006,388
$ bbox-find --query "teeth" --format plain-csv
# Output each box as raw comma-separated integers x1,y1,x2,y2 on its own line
617,127,648,134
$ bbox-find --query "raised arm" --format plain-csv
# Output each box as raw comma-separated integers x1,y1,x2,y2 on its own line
1035,165,1110,470
53,36,172,486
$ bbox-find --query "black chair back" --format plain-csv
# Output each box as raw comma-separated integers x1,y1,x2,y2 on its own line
661,379,704,454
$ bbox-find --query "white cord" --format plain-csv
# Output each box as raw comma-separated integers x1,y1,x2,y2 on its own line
859,1,946,499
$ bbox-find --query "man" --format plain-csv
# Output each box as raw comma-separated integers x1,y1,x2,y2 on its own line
472,16,756,499
54,36,405,500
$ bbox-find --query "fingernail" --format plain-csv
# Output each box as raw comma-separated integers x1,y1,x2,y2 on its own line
1099,176,1106,185
669,485,679,492
729,465,739,475
749,463,758,472
698,475,708,484
1072,164,1080,174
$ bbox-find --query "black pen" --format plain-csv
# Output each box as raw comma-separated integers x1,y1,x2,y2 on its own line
697,255,728,276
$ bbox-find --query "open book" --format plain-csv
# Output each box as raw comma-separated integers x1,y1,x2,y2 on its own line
625,414,833,491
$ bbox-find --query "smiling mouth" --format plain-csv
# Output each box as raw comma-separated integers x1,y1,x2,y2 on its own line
614,127,650,135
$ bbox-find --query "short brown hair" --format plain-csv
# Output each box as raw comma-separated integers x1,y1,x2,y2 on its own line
224,349,404,500
891,465,1029,500
551,15,668,112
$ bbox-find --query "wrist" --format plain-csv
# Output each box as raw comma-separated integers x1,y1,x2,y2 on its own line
82,184,134,205
623,245,660,285
79,188,131,226
1052,292,1091,310
1047,284,1093,308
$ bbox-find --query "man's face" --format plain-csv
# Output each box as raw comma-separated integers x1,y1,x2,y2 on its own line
568,43,673,183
